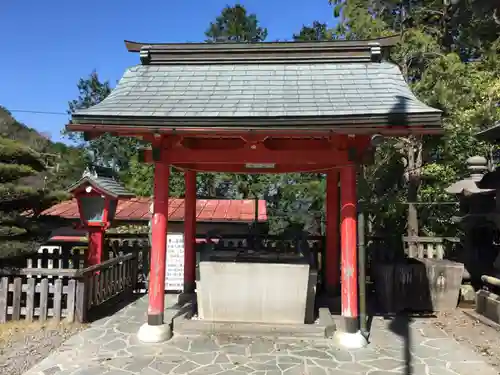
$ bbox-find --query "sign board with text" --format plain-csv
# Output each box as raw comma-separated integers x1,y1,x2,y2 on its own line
165,233,185,291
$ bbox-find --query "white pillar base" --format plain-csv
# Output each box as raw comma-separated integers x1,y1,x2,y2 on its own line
333,330,368,349
137,323,172,343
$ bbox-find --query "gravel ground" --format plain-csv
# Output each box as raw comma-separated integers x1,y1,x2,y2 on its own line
0,321,85,375
434,307,500,371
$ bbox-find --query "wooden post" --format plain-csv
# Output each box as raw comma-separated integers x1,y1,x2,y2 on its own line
147,161,170,326
358,211,367,334
54,279,63,321
39,279,49,322
87,228,105,266
325,170,340,294
340,165,359,334
184,170,197,293
0,277,7,323
67,279,76,323
12,278,22,320
26,278,35,322
75,277,88,323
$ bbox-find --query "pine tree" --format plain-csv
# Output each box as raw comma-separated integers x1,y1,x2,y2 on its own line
0,137,62,258
67,71,139,170
293,21,332,41
205,4,268,43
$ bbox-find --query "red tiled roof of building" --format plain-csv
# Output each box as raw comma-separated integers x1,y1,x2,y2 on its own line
41,197,267,223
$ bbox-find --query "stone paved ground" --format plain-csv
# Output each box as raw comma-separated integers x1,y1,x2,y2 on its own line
23,295,498,375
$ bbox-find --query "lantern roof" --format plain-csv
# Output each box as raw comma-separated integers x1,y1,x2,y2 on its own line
477,121,500,143
67,165,134,199
476,168,500,190
445,156,494,195
68,36,442,134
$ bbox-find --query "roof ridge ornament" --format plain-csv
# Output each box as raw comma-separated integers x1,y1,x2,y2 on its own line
140,48,151,65
124,36,399,66
369,44,382,62
68,164,134,199
82,164,117,181
82,167,97,179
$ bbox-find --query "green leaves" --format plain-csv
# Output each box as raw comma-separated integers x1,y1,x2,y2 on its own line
67,71,140,171
0,105,79,258
68,71,112,115
58,1,498,242
0,164,37,184
0,132,60,257
205,5,268,43
0,137,45,172
333,3,343,18
327,0,500,238
293,22,333,41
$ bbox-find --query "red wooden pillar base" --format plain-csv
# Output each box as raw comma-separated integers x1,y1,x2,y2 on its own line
87,228,104,266
184,170,197,293
147,162,170,326
340,165,359,333
325,170,340,294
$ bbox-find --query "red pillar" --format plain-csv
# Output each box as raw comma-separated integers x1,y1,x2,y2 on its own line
87,228,104,266
184,170,197,293
148,162,170,326
340,165,359,333
325,170,339,294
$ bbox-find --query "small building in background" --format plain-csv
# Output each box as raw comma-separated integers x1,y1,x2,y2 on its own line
40,197,268,243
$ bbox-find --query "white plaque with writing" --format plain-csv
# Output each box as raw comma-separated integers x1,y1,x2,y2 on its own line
165,233,185,291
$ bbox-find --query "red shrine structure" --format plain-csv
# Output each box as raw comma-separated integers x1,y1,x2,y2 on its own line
66,36,442,347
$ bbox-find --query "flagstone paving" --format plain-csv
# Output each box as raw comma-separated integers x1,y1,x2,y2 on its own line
23,295,498,375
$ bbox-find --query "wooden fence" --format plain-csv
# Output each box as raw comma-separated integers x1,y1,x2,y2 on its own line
0,232,325,323
7,232,454,322
402,236,459,260
0,252,138,323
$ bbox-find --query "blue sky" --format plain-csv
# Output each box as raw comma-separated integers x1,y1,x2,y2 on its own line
0,0,337,144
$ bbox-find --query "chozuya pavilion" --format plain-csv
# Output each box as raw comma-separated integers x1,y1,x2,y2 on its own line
67,36,442,348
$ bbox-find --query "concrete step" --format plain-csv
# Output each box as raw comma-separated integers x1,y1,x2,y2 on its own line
173,313,328,339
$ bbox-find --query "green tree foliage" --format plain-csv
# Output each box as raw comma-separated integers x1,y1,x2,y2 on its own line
202,5,273,203
0,108,82,258
122,157,185,198
0,107,83,194
59,1,499,241
65,72,199,198
205,4,268,42
67,71,139,170
65,5,272,202
262,21,340,235
0,137,65,258
328,0,500,238
45,142,87,191
293,21,332,41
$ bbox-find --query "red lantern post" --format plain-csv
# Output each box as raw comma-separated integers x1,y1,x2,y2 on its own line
68,166,134,266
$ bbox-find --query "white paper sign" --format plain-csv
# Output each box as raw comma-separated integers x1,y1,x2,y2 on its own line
165,233,185,291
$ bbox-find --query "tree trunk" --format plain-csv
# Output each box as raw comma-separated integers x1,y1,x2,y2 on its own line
406,136,422,253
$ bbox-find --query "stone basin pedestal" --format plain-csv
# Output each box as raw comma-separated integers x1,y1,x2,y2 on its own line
196,251,316,324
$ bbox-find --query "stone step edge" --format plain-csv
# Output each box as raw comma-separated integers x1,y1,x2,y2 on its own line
172,307,336,339
474,289,500,326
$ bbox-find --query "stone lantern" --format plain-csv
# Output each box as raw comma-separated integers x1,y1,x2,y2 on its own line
68,165,134,265
445,156,497,287
446,156,494,216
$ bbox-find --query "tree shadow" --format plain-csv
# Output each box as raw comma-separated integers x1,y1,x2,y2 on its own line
389,313,413,375
87,291,145,322
369,235,425,375
379,95,420,375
